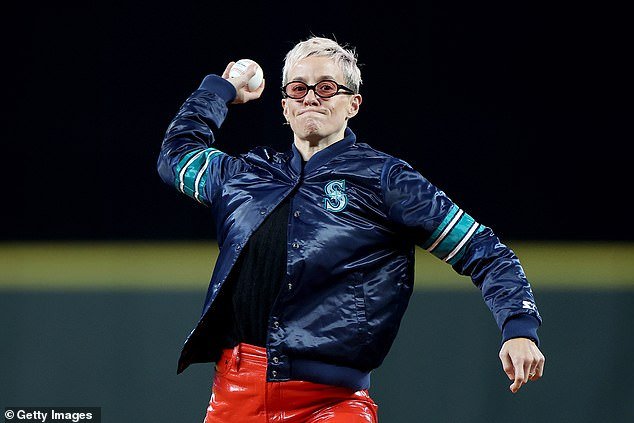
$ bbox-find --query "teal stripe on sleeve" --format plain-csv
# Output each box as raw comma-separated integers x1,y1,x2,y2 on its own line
446,224,485,266
174,149,203,185
427,212,475,259
175,148,223,203
194,150,224,202
427,212,481,262
421,204,460,250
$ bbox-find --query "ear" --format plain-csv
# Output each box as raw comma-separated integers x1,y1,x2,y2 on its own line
281,98,290,121
346,94,362,119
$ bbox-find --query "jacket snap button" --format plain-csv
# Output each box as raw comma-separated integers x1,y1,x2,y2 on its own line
271,370,277,377
288,283,293,290
260,209,266,215
273,321,280,328
293,210,300,218
292,242,299,249
272,357,279,364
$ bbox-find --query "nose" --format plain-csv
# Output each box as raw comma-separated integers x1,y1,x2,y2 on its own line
302,88,320,105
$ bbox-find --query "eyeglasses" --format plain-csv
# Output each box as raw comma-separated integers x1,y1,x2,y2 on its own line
281,80,355,99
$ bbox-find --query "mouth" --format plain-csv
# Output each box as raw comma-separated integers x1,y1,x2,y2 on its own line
298,109,325,116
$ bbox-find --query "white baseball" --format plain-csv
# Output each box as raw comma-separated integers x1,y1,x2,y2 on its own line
229,59,263,91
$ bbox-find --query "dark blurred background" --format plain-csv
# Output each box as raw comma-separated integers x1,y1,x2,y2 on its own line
4,2,630,241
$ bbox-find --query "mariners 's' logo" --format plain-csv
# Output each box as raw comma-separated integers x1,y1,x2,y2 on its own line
323,180,348,212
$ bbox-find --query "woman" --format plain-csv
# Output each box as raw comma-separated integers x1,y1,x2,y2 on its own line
158,36,545,422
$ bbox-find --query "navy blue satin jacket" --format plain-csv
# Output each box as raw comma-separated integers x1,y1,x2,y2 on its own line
157,75,542,390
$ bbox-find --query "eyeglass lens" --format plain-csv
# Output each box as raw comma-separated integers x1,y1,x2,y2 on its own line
285,81,339,99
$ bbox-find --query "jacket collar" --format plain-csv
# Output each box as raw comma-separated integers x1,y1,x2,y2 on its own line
289,127,356,176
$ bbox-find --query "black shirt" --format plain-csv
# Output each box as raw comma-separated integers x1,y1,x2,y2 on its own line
225,197,290,347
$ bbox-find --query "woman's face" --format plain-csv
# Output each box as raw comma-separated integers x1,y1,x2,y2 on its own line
282,56,361,144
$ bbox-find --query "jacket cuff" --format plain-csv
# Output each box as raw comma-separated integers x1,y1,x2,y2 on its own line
198,74,237,104
502,314,540,346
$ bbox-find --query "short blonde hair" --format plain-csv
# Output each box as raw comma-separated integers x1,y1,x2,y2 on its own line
282,36,362,93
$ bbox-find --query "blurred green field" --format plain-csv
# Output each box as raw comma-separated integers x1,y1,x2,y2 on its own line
0,241,632,290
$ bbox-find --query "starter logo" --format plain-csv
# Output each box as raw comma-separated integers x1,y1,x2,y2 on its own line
522,300,537,311
323,180,348,212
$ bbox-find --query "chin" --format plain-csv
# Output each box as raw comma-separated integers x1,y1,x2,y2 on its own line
298,123,325,141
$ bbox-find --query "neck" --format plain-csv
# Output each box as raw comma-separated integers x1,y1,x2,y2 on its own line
293,127,347,161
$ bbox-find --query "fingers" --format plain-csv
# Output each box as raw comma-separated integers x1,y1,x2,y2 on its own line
231,63,259,89
530,349,545,381
499,346,525,393
528,361,538,382
499,338,546,393
510,354,526,393
240,81,265,103
523,358,532,384
231,78,265,104
221,61,255,89
525,341,545,382
510,377,524,394
499,350,515,381
243,63,259,80
244,78,265,98
222,62,235,79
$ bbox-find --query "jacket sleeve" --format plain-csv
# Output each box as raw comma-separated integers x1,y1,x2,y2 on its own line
381,158,542,345
157,75,248,206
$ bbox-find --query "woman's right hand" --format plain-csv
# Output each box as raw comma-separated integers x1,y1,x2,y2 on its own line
222,61,265,104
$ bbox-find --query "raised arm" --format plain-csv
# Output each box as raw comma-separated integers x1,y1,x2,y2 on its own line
157,62,265,205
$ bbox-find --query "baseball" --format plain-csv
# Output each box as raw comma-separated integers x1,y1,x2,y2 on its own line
229,59,264,91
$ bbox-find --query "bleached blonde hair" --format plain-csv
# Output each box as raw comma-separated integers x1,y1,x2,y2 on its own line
282,36,362,93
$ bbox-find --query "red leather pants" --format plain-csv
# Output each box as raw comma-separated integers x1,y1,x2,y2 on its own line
203,343,378,422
